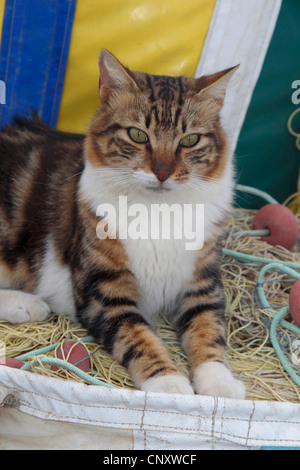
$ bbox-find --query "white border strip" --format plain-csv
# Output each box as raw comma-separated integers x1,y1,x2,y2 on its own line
195,0,282,157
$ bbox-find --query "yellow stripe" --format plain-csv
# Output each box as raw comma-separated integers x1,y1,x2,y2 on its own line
0,0,6,49
57,0,216,132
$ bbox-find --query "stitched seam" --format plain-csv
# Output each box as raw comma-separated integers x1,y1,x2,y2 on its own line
12,391,300,425
15,401,300,443
4,382,300,426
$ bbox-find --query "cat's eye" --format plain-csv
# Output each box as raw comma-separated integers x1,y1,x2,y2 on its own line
179,134,200,148
128,128,148,144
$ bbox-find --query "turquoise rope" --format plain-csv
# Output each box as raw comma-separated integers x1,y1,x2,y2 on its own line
223,257,300,388
20,356,115,389
231,228,270,239
222,249,300,270
257,262,300,311
16,336,94,362
235,184,279,205
270,307,300,388
256,262,300,333
17,336,117,388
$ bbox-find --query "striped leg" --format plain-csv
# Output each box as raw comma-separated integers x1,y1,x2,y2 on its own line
176,244,246,399
74,267,193,395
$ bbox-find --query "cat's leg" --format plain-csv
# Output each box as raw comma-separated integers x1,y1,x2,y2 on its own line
0,290,50,323
87,311,193,395
175,246,246,399
73,272,193,395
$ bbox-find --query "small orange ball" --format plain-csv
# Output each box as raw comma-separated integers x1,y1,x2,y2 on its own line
0,357,25,369
289,279,300,328
253,204,299,249
54,341,91,373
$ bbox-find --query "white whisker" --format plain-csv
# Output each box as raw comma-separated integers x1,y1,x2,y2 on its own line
190,173,220,183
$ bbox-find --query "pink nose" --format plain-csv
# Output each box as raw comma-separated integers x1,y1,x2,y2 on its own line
152,162,174,182
154,169,172,182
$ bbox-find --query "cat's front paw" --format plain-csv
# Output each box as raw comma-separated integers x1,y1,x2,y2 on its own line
140,374,194,395
0,291,51,323
193,362,246,399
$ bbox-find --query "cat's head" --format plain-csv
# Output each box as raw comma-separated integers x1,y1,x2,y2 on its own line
85,49,237,193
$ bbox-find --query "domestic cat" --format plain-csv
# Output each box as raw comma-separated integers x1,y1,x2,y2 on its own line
0,49,245,398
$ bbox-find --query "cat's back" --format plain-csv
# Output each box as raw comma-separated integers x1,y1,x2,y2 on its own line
0,116,85,173
0,116,85,270
0,116,85,216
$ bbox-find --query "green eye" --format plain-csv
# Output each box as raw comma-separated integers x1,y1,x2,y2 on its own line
180,134,200,148
128,128,148,144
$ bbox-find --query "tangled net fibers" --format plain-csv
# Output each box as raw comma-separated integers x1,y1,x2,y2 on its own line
1,206,300,403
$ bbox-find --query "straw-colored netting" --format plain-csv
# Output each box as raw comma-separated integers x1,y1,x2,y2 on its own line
1,207,300,402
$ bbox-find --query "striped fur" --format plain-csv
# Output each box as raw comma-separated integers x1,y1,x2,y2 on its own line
0,50,245,398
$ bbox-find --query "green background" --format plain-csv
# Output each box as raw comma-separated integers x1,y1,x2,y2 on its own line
235,0,300,208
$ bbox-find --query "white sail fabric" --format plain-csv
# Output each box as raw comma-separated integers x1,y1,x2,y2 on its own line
0,368,299,450
195,0,282,157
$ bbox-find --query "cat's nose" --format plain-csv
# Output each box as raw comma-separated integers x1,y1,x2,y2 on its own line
154,170,171,182
152,162,174,182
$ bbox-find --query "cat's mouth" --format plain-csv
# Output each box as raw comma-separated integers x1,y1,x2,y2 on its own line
145,185,171,193
132,169,178,193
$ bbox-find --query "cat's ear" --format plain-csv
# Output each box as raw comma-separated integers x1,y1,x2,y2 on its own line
196,65,239,107
98,49,139,100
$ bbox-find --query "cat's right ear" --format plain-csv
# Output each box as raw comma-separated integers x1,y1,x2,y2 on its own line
98,49,139,100
195,65,239,108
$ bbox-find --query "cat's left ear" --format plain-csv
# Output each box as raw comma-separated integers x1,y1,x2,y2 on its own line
98,49,139,100
196,65,239,107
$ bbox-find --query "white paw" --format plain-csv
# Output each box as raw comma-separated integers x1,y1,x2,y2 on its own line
0,291,51,323
140,374,194,395
193,362,246,399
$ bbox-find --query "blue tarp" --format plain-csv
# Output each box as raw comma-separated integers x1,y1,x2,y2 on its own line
0,0,76,128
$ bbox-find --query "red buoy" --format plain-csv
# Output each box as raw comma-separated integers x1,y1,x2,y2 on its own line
289,279,300,328
53,340,91,373
253,204,299,249
0,357,25,369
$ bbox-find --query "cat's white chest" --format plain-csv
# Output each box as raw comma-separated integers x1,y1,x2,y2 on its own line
96,189,204,322
122,236,197,322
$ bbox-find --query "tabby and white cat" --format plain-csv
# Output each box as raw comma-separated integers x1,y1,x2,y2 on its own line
0,49,245,398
